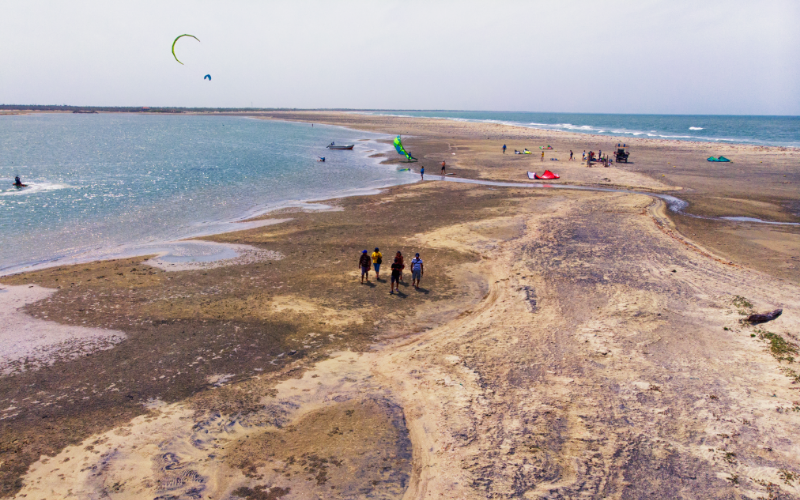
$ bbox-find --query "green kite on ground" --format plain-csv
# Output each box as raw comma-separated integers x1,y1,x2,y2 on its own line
393,136,417,163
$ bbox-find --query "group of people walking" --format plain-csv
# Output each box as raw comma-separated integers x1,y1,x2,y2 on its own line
358,248,424,294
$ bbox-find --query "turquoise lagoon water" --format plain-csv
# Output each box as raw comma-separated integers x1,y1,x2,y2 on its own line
366,111,800,148
0,114,412,274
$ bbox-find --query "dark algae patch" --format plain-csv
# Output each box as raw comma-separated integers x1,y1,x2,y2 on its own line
233,484,290,500
226,398,412,499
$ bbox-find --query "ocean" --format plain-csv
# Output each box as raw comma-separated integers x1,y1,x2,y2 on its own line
0,114,412,274
365,111,800,149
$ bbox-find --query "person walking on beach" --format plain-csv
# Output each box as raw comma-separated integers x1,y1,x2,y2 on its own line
420,166,425,180
390,258,403,294
441,160,446,175
410,253,424,289
359,250,371,283
582,150,586,161
371,248,383,279
395,251,405,283
541,150,545,162
503,144,507,154
569,150,574,161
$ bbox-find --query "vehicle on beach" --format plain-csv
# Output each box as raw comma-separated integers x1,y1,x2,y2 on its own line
614,146,629,163
327,142,355,150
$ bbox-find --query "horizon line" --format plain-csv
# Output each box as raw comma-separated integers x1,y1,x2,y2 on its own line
1,105,798,118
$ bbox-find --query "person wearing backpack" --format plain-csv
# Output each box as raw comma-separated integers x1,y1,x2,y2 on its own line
410,253,424,289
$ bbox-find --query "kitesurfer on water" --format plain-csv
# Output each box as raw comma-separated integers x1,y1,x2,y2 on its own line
318,157,326,162
14,176,22,187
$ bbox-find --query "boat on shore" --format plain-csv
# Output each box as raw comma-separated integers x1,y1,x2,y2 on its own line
326,143,354,150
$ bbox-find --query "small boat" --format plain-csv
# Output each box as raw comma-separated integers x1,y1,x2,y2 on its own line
326,143,354,150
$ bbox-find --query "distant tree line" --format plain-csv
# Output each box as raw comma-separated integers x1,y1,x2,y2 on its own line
0,105,441,113
0,105,301,113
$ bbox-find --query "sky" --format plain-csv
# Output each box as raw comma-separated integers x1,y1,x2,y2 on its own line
1,0,798,115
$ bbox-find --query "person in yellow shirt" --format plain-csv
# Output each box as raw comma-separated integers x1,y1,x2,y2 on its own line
371,248,383,279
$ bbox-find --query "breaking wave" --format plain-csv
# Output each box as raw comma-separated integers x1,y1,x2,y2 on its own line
0,181,72,197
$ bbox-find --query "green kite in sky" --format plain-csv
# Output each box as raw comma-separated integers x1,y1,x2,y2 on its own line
172,34,200,65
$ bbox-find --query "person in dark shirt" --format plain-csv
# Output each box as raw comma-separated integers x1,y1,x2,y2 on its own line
390,258,403,294
395,251,405,282
358,250,371,283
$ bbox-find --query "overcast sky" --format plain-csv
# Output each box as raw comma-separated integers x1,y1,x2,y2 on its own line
1,0,797,115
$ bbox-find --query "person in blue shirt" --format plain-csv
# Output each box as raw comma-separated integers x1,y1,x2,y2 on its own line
503,144,507,154
420,166,425,180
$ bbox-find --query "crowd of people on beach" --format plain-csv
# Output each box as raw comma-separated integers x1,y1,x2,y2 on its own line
358,248,424,294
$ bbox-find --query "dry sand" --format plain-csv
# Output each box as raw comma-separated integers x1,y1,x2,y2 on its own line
2,112,800,499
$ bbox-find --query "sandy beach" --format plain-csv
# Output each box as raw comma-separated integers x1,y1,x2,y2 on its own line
2,112,799,499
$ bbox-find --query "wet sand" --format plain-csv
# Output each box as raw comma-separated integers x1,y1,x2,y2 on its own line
1,112,799,499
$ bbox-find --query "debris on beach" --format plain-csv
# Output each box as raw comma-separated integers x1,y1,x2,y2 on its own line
745,308,783,324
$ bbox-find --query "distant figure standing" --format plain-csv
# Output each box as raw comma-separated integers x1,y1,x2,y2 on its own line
390,258,402,294
359,250,371,283
598,149,602,159
410,253,424,289
502,144,507,154
569,150,574,161
582,150,586,161
395,251,405,282
441,161,446,175
420,166,425,180
371,248,383,279
541,150,545,162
